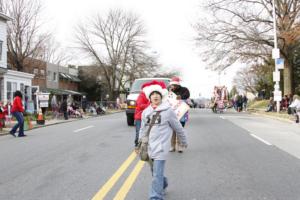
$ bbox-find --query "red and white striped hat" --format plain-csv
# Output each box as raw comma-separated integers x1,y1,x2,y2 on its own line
170,77,181,86
143,80,168,100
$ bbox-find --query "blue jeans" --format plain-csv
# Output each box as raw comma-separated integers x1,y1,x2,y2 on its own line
135,120,141,147
149,160,168,200
10,112,24,136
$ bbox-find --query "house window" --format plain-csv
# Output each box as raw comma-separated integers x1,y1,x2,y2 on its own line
7,82,11,101
47,71,51,81
20,83,25,96
0,40,2,61
40,69,45,76
33,68,38,74
7,81,17,101
53,72,57,81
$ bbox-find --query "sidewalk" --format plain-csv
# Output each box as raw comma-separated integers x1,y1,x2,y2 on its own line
0,109,124,136
247,108,295,123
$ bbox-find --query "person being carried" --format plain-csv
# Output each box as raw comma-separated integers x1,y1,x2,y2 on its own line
139,80,187,200
168,76,190,153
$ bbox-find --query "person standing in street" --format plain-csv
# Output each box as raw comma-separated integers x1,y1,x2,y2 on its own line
169,76,190,153
9,91,25,137
134,82,150,151
139,80,187,200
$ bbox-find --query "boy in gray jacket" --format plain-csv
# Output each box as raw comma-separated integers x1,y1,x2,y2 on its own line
139,80,187,200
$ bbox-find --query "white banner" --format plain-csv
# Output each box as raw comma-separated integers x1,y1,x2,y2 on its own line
40,101,49,108
38,94,49,101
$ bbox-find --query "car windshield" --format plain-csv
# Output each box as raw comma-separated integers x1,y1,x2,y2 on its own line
130,79,170,93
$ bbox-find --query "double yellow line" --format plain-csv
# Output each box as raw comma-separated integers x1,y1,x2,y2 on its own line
91,151,146,200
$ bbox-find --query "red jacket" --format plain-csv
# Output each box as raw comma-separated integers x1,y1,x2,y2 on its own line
134,92,150,120
0,106,7,119
11,96,24,113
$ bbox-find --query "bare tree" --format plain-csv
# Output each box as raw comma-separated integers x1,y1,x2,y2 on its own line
38,36,73,66
194,0,300,95
76,9,148,100
233,59,274,96
2,0,50,71
123,47,160,88
233,66,259,94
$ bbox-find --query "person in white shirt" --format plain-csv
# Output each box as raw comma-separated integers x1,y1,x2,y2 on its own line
289,95,300,123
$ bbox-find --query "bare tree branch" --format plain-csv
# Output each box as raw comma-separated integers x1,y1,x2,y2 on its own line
3,0,50,71
194,0,300,93
76,9,154,100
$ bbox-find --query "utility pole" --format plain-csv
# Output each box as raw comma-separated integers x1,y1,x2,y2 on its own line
272,0,282,113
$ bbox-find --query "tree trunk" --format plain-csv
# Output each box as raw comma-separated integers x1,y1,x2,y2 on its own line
283,63,293,95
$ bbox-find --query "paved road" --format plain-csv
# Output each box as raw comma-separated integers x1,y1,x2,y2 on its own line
0,110,300,200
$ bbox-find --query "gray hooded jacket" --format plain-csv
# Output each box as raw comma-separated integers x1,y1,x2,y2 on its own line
139,102,187,160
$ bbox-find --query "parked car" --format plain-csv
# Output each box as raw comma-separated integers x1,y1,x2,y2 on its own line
126,77,170,126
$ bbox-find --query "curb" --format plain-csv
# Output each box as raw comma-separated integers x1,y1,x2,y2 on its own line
249,110,294,124
0,110,124,136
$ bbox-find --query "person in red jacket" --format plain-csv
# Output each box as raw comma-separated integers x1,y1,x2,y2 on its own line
134,83,150,150
9,90,25,137
0,101,6,131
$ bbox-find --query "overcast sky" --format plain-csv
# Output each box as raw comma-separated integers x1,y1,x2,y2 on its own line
40,0,240,98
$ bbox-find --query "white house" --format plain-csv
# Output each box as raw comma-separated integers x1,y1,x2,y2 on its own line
0,12,34,104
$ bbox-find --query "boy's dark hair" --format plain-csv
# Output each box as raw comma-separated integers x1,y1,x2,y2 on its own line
150,91,162,99
14,90,23,99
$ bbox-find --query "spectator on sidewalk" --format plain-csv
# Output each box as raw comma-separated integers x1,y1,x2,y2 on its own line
236,95,243,112
60,98,68,120
0,101,7,131
266,97,275,112
288,94,293,106
51,95,58,119
289,95,300,123
82,96,87,113
242,94,248,112
280,95,289,111
9,91,25,137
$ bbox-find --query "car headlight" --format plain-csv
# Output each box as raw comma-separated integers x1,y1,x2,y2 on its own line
128,100,136,106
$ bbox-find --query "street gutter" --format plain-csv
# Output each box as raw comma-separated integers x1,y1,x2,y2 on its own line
0,110,124,136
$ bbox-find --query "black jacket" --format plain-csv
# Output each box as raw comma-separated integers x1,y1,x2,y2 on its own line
60,101,68,112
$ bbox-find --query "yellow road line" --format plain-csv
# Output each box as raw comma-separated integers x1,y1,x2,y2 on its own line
113,161,146,200
91,152,137,200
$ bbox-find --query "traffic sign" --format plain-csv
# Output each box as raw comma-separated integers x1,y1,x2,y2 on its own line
276,58,284,69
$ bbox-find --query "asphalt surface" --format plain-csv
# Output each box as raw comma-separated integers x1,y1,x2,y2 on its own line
0,109,300,200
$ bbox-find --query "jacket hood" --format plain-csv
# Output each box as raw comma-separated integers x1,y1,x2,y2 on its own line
152,102,171,112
